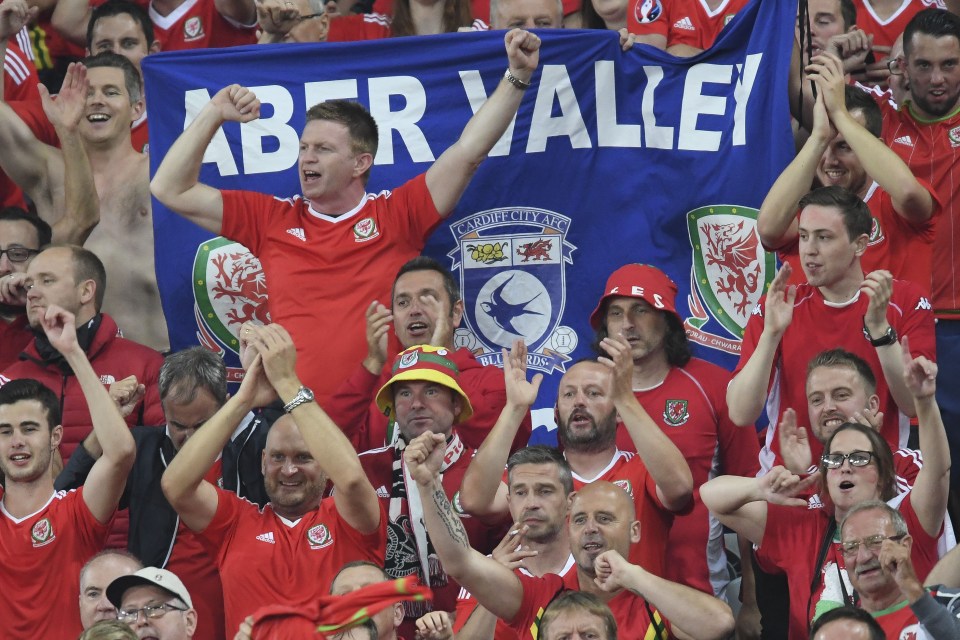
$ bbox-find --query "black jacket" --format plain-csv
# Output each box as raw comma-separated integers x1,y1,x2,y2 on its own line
55,404,281,566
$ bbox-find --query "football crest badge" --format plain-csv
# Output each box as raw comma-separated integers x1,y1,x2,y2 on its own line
449,207,577,374
31,518,55,547
663,399,689,426
685,205,774,355
307,524,333,549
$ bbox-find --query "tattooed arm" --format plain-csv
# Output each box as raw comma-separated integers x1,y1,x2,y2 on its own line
406,432,524,622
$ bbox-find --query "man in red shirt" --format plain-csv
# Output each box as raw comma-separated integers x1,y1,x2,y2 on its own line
161,323,386,635
626,0,749,55
151,29,542,405
877,8,960,487
406,433,735,640
0,304,136,640
587,263,760,596
727,186,935,474
834,500,960,637
759,53,938,294
326,256,530,453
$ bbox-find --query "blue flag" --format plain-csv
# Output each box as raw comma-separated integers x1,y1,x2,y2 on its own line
145,0,794,443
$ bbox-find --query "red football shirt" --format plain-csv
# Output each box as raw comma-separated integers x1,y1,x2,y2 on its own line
508,570,671,640
735,281,935,474
220,174,442,403
570,450,673,579
196,488,387,635
0,488,109,640
615,358,760,594
853,0,946,49
148,0,257,50
327,13,392,40
2,29,41,208
0,315,32,371
627,0,749,50
880,101,960,317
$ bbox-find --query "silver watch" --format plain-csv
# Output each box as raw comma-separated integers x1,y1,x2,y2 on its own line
283,386,315,413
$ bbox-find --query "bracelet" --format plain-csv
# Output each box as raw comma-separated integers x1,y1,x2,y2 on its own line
503,68,531,91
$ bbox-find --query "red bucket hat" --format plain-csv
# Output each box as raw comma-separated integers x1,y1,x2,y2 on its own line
588,264,679,330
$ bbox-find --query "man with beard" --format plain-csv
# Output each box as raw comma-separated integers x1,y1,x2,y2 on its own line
759,53,938,293
832,500,960,637
454,446,576,640
459,334,693,580
874,8,960,488
407,433,734,640
0,304,136,639
0,207,50,369
161,323,386,636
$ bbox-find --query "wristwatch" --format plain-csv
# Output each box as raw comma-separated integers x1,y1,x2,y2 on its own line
863,322,897,347
283,386,315,413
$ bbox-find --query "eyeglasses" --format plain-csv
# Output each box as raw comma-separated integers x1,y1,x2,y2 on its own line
821,450,875,469
0,247,38,263
887,57,904,75
839,533,906,557
117,602,188,624
293,12,325,23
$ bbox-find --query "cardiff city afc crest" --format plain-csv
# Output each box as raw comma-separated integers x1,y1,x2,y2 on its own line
685,206,774,355
193,238,270,374
448,207,577,373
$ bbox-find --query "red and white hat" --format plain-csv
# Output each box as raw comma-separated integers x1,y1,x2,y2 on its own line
588,264,679,329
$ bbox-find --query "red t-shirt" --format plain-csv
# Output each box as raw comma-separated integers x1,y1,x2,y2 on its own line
777,181,940,295
165,460,225,640
220,174,442,403
196,488,387,635
0,488,109,640
508,570,671,640
148,0,257,50
734,281,935,474
453,556,575,640
570,450,673,578
2,29,41,209
853,0,946,49
757,491,940,640
615,359,760,594
627,0,749,50
880,101,960,317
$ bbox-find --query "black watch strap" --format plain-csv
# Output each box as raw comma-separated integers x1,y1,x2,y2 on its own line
863,321,897,347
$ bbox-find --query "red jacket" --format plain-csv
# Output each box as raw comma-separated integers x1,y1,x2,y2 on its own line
0,313,165,460
325,347,531,453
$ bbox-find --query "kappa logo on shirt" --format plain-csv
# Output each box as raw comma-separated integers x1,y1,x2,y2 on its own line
353,217,380,243
256,532,276,544
751,304,763,317
893,135,914,147
916,297,932,311
673,16,695,30
183,16,205,42
31,517,55,547
286,227,306,242
307,524,333,550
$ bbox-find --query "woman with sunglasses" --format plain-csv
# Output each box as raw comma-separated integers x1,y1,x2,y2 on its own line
701,344,950,640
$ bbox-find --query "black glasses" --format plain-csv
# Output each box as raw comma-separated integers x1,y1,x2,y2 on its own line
0,247,38,263
117,602,188,624
821,450,875,469
887,57,904,75
839,534,906,557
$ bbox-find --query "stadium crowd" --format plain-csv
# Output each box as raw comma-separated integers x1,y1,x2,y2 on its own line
1,0,960,637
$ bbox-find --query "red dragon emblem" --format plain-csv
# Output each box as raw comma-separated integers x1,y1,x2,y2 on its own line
703,221,762,316
516,239,552,262
210,252,269,326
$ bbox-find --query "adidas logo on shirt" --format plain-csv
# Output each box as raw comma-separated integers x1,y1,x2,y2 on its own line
893,135,914,147
674,16,695,30
286,227,306,242
256,532,276,544
376,486,390,498
807,495,824,510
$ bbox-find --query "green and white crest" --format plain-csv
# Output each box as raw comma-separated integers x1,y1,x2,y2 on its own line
686,205,775,355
